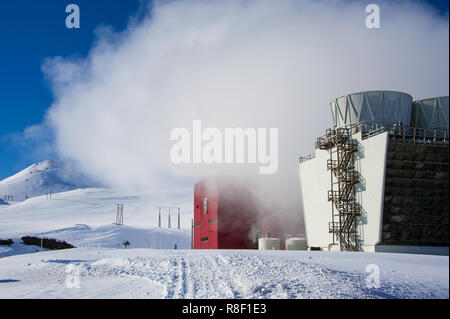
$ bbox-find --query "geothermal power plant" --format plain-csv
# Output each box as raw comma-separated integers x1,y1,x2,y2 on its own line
193,90,449,255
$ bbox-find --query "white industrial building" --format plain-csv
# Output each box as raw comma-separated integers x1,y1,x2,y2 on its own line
299,91,449,255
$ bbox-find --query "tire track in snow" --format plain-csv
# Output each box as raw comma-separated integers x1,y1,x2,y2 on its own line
164,258,179,299
176,254,238,298
163,256,191,299
207,254,240,298
175,257,188,298
190,255,219,298
181,257,194,299
215,254,246,298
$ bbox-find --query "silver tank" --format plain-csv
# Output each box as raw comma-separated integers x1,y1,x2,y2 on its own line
330,90,413,128
411,96,449,130
258,238,280,250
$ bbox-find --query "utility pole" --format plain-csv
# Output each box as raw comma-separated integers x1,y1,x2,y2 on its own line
158,208,161,228
115,204,124,225
47,185,52,200
156,207,180,229
168,212,171,229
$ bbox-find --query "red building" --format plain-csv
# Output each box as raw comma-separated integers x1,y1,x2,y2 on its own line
193,178,261,249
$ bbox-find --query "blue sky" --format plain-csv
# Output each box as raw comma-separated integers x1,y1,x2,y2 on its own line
0,0,448,180
0,0,144,179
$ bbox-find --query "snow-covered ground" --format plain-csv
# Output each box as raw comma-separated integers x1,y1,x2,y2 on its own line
0,161,448,299
0,187,193,258
0,248,447,299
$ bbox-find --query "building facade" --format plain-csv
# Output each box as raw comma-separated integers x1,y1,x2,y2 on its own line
193,178,261,249
299,91,449,255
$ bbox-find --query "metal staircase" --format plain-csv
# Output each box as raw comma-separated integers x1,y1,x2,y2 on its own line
316,126,361,251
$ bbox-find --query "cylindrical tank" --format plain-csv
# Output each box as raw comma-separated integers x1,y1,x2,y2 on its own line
261,214,302,250
330,90,413,128
258,238,280,250
285,237,307,250
411,96,449,130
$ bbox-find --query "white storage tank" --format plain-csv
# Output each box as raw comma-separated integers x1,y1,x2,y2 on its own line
285,237,307,250
258,238,280,250
411,96,449,130
330,90,413,128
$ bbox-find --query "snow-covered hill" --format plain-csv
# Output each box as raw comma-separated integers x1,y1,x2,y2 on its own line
0,187,193,258
0,160,98,201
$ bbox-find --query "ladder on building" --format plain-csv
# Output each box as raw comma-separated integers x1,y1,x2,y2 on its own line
317,126,361,251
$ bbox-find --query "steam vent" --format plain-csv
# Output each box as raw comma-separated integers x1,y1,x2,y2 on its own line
299,91,449,255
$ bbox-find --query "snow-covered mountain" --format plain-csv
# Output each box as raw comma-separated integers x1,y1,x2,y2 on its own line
0,160,99,201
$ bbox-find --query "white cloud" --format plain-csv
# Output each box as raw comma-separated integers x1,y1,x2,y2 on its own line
41,0,448,216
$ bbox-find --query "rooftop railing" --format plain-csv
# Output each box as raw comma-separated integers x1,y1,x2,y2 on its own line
299,153,315,163
361,123,448,145
300,122,448,163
